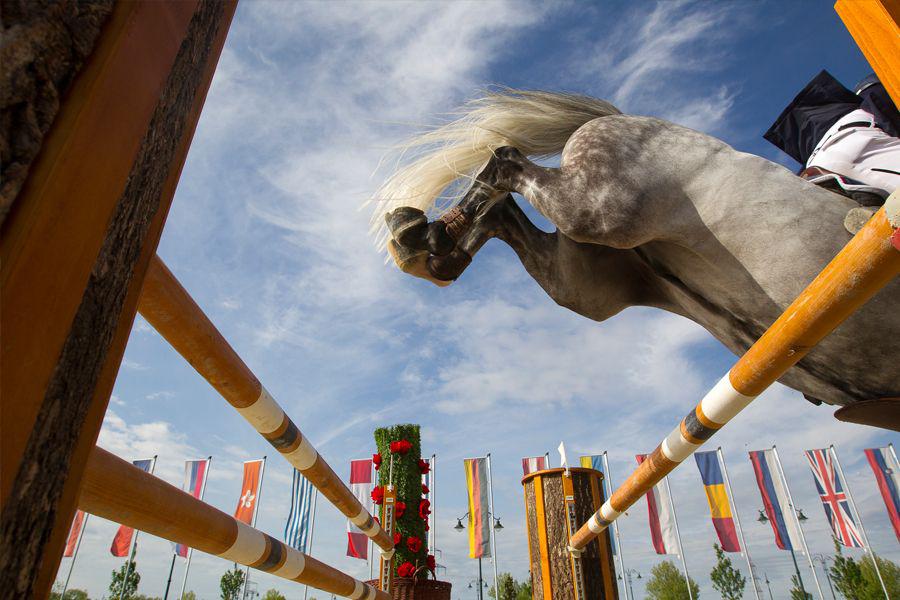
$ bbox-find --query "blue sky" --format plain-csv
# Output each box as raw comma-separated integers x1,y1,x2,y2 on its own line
60,2,898,598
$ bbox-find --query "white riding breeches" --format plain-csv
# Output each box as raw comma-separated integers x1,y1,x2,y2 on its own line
807,108,900,193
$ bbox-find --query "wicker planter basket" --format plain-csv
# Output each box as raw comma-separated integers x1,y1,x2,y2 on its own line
366,577,452,600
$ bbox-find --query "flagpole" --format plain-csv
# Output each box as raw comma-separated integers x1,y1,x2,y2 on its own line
241,457,267,600
61,512,90,598
120,456,156,600
303,489,319,600
602,452,629,600
163,553,177,600
431,453,437,558
772,446,824,600
662,475,693,600
829,445,888,599
485,453,500,597
718,447,761,600
180,456,212,600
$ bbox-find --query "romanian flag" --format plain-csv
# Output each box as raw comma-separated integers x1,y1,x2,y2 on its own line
580,454,616,555
110,458,154,556
464,457,491,558
694,451,740,552
579,455,603,471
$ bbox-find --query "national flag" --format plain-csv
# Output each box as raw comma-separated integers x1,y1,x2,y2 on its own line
234,459,264,525
464,457,491,558
347,458,373,559
175,459,210,558
110,459,154,556
64,510,86,557
749,449,802,551
580,454,617,555
522,456,547,476
636,454,679,555
805,448,864,548
558,442,570,470
695,451,740,552
864,447,900,542
579,455,603,472
284,469,315,553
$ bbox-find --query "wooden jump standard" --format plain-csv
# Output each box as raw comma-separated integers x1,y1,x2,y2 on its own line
570,198,900,551
82,446,389,600
138,256,394,554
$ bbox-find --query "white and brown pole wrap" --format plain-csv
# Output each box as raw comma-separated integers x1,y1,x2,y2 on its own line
81,447,389,600
570,198,900,551
138,256,392,553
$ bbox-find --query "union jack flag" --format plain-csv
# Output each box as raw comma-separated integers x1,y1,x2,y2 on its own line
805,448,863,548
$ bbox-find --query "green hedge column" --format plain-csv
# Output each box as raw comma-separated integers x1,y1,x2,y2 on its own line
374,424,429,579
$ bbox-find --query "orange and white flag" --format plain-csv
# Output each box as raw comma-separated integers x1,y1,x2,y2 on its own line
234,459,265,525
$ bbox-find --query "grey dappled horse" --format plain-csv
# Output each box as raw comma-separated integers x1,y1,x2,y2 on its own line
371,90,899,418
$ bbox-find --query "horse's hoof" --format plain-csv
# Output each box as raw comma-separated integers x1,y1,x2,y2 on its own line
425,221,456,256
427,248,472,281
387,240,452,287
386,207,428,249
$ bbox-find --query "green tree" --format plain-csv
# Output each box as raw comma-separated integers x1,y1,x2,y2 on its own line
108,545,140,600
789,574,813,600
182,593,197,600
853,552,900,599
515,579,532,600
263,589,287,600
710,543,745,600
488,572,521,600
220,564,245,600
831,540,866,599
49,586,90,600
645,560,700,600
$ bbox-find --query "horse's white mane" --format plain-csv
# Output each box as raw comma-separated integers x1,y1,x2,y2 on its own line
369,88,620,250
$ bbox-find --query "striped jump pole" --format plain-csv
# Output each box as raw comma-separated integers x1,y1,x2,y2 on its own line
570,197,900,551
138,256,393,554
80,446,389,600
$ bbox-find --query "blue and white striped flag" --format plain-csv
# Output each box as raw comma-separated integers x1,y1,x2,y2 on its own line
284,469,315,553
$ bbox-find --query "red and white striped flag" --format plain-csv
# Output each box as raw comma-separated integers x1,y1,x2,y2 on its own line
347,458,373,559
521,456,547,476
636,454,679,555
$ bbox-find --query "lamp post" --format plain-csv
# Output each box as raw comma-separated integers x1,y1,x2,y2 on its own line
758,509,807,596
455,512,503,600
617,569,641,600
763,572,774,600
813,555,836,600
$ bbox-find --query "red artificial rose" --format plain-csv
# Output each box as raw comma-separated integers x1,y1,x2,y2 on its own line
418,459,430,474
371,486,384,505
424,520,430,531
373,453,382,470
421,483,429,495
419,498,431,519
393,532,402,547
397,562,416,578
389,439,412,454
426,554,436,571
406,536,423,553
395,501,406,519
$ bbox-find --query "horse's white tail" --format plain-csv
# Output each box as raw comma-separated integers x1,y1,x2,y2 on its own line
370,89,620,248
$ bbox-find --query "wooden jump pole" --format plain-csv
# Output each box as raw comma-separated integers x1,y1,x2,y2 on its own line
138,256,394,553
570,198,900,551
81,446,389,600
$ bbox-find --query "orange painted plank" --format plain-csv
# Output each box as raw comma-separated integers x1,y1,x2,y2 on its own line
835,0,900,105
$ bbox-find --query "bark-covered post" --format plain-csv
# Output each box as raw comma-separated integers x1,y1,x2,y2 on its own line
523,467,618,599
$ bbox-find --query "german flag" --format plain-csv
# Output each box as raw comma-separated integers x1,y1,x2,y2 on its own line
464,457,491,559
695,451,740,552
